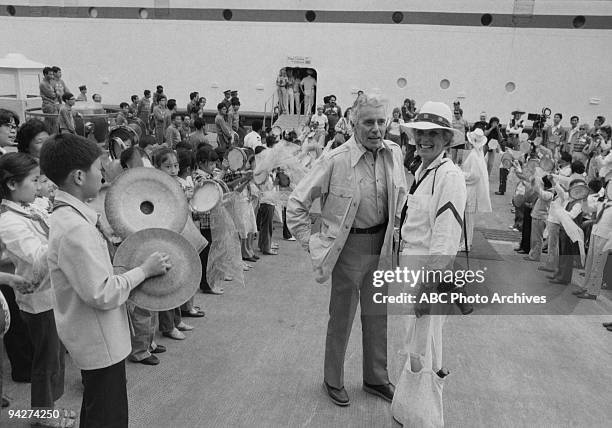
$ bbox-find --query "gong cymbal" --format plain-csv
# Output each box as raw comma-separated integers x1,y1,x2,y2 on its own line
105,167,189,239
113,228,201,311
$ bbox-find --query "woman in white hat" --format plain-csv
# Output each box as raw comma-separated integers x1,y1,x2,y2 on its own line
394,101,467,426
460,128,492,251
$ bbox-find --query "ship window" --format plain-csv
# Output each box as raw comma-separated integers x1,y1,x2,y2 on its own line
88,7,98,18
572,16,585,28
139,8,149,19
481,14,492,26
223,9,233,21
305,10,316,22
440,79,450,90
6,5,16,16
392,12,404,24
505,82,516,93
397,78,407,88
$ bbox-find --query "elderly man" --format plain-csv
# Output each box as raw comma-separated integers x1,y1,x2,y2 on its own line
392,101,467,425
287,93,407,407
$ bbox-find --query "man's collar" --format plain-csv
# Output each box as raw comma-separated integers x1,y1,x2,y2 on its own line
54,190,99,225
348,137,389,167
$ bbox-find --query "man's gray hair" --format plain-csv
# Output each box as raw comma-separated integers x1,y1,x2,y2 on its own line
350,93,388,125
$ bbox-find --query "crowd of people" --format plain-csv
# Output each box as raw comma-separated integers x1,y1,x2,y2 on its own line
0,67,610,427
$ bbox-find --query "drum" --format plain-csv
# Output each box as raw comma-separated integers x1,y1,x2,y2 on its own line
500,152,514,169
191,180,224,213
228,147,248,171
568,184,590,200
108,126,139,160
128,117,147,138
540,157,554,172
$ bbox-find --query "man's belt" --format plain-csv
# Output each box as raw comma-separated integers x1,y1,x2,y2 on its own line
349,223,387,234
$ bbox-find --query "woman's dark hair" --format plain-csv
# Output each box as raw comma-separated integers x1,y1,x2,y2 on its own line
39,133,102,186
152,147,176,168
177,149,195,176
119,146,147,169
488,116,500,126
138,135,156,149
15,119,47,154
196,146,219,164
0,109,19,127
0,152,39,200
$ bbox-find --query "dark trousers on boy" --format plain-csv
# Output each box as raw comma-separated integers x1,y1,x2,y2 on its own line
80,360,128,428
199,227,212,292
20,309,65,408
257,203,275,252
0,284,33,382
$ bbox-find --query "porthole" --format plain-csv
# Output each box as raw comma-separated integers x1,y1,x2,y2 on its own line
397,78,407,88
481,13,492,26
305,10,316,22
505,82,516,93
6,5,16,16
572,15,585,28
139,8,148,19
440,79,450,90
223,9,233,21
392,12,404,24
88,7,98,18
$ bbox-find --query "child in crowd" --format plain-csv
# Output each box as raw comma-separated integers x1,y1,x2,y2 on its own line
118,147,168,366
115,103,130,126
176,148,206,317
255,147,280,255
152,147,195,339
40,133,170,428
0,271,35,409
0,153,74,427
193,147,224,294
575,173,611,299
548,179,587,285
526,175,554,261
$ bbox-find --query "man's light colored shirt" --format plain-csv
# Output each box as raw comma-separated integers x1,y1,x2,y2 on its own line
353,143,388,228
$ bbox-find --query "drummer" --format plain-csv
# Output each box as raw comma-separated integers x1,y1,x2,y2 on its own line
193,147,225,295
115,102,130,126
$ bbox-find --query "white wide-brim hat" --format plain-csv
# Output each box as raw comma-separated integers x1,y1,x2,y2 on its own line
400,101,465,147
467,128,487,148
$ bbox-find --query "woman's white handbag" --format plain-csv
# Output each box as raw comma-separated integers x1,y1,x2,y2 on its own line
391,316,446,427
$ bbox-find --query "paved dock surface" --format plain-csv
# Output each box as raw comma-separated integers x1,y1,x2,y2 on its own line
2,160,611,427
